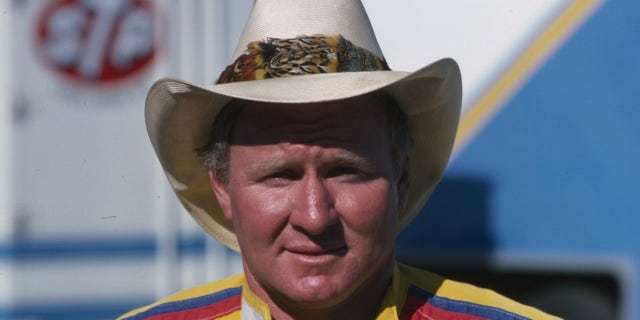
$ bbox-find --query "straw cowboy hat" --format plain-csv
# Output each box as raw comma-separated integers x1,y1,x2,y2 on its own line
145,0,462,251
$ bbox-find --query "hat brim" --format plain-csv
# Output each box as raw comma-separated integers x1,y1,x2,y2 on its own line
145,58,462,252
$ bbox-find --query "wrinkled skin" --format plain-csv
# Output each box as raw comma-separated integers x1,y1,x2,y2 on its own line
210,95,410,320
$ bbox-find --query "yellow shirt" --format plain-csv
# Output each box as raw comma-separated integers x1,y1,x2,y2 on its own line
118,262,560,319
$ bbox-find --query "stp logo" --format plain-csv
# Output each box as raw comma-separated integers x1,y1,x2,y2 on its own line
35,0,157,84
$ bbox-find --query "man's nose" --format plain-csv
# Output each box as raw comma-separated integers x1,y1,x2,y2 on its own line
289,174,338,235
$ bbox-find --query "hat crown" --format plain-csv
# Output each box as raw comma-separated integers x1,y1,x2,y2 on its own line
231,0,384,61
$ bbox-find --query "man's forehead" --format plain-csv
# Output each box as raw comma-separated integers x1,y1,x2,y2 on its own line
229,95,391,147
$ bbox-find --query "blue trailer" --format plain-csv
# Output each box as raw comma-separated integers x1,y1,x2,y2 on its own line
397,1,640,318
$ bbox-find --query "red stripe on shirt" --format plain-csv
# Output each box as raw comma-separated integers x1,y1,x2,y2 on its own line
145,295,242,320
400,293,489,320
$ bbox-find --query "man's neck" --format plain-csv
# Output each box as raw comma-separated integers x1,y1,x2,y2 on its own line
246,259,395,320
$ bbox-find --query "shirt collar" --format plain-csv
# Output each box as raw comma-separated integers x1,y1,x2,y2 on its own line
241,283,270,320
240,262,405,320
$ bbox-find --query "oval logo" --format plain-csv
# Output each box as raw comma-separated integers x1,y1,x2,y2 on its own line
35,0,157,85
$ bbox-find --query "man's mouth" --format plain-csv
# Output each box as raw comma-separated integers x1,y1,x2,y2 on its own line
285,245,347,263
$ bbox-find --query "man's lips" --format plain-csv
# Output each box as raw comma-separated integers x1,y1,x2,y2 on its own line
285,244,347,257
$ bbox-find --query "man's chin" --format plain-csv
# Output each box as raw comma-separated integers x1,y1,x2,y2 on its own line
273,275,353,308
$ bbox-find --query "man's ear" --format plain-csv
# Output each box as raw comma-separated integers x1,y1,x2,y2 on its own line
396,156,411,214
209,171,233,220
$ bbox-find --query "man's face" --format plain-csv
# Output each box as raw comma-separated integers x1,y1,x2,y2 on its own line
211,95,409,309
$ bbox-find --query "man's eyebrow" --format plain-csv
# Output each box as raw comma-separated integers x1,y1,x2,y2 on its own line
250,158,288,174
248,152,376,173
331,152,375,168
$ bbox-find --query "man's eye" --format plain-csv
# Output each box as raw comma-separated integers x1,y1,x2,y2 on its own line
262,170,299,182
328,166,365,178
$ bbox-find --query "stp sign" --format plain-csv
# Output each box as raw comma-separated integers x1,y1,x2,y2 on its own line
35,0,157,85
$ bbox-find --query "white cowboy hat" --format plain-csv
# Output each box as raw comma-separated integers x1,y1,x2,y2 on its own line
145,0,462,251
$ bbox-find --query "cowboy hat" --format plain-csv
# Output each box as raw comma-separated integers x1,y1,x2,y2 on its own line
145,0,462,251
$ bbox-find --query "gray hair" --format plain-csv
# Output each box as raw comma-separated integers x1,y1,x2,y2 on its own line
198,99,247,185
199,92,414,185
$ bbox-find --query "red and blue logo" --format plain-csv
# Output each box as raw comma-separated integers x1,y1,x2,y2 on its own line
35,0,157,85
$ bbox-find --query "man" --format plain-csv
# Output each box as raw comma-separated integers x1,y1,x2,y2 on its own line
119,0,559,319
